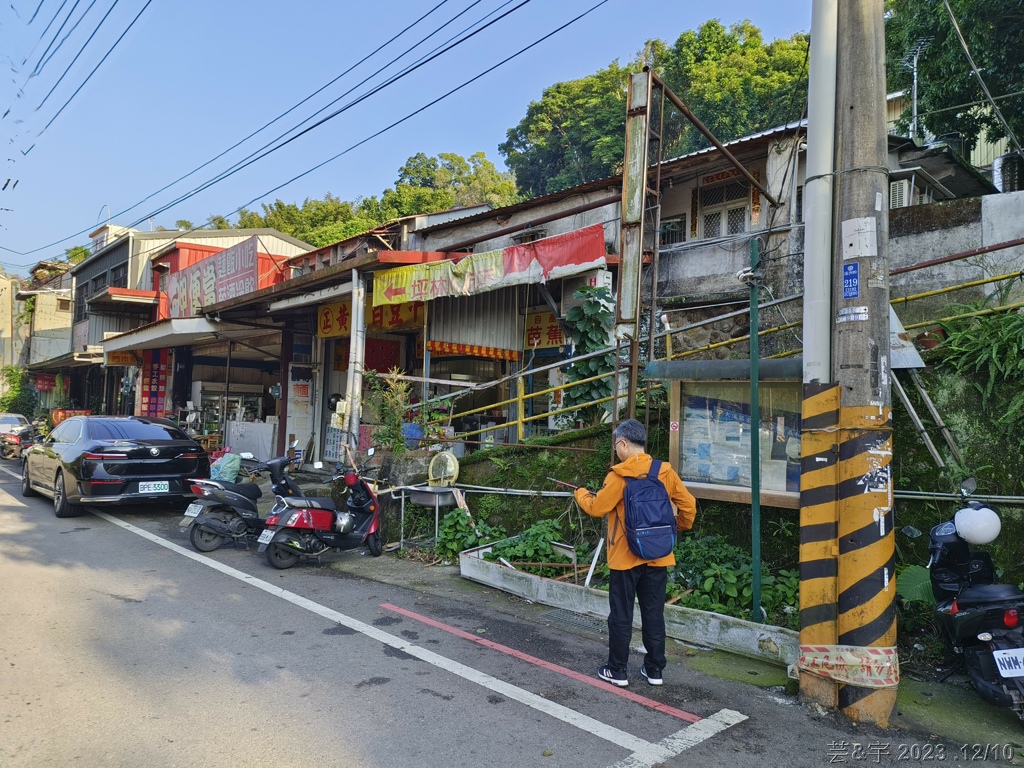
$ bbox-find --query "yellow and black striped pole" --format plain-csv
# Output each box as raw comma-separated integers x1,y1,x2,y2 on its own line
836,403,896,723
799,382,840,710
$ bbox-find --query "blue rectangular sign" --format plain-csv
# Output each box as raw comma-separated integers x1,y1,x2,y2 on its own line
843,263,860,300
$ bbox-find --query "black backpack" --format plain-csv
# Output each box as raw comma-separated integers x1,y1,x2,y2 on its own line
619,460,677,560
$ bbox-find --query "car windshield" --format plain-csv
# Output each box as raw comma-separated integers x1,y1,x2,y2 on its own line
88,420,189,441
0,415,27,424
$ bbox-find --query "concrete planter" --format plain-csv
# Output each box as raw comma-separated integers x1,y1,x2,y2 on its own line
460,538,799,668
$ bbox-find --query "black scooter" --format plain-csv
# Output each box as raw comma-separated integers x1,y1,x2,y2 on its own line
905,478,1024,721
257,447,383,569
180,447,306,552
2,420,43,461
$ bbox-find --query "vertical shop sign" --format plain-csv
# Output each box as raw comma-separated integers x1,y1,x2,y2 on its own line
140,349,169,417
287,364,313,460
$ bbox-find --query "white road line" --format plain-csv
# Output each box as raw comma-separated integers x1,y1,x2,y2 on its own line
92,510,746,766
0,463,22,480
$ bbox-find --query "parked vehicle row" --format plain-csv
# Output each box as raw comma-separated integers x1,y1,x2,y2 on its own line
904,478,1024,722
21,415,210,518
15,416,384,566
1,417,43,461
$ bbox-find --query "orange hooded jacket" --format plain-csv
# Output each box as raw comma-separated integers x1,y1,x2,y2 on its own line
574,453,697,571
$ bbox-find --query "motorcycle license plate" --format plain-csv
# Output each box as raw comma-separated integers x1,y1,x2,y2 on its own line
993,648,1024,678
184,503,203,518
139,481,169,493
257,528,275,545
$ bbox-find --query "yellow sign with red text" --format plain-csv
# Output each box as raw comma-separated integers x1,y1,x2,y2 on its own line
317,300,425,338
524,311,567,350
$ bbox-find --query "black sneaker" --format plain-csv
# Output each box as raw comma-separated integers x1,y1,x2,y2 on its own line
597,665,629,687
640,664,663,686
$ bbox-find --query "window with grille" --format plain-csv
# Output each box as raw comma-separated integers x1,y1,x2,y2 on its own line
699,180,749,239
110,263,128,288
795,186,803,223
659,215,687,247
57,298,71,312
91,273,108,295
74,290,87,322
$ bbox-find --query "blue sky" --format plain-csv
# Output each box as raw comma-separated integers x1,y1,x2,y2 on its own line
0,0,811,272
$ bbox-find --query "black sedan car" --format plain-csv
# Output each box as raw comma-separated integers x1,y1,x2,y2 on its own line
21,415,210,518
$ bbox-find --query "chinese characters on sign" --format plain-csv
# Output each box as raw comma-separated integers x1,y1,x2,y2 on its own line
316,300,425,338
140,349,169,418
524,311,566,350
168,236,259,317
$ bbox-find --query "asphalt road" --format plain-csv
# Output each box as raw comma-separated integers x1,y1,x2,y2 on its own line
0,460,1004,767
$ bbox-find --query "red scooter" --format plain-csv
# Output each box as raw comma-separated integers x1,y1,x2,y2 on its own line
257,447,383,569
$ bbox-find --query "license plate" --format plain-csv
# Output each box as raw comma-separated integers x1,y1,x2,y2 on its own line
184,502,203,517
139,481,169,493
993,648,1024,678
257,528,275,545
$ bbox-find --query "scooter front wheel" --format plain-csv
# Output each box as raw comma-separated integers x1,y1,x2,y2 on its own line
266,541,300,570
367,531,383,557
189,524,224,553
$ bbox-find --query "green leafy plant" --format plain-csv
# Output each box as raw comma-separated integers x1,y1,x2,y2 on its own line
365,368,411,458
896,564,936,605
0,366,37,417
562,285,616,426
484,518,572,577
436,508,506,563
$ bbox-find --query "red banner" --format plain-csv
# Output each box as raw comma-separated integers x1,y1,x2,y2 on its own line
426,341,520,361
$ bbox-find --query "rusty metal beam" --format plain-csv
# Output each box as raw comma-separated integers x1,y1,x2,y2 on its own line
650,69,781,209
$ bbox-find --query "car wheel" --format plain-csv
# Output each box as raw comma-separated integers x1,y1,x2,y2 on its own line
21,460,36,497
53,471,83,518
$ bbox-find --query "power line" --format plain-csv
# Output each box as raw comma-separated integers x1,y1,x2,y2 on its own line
115,0,462,228
25,0,610,270
39,0,154,134
3,0,521,254
34,0,120,111
33,0,83,75
198,0,612,231
37,0,100,77
942,0,1023,156
3,0,609,263
132,0,533,227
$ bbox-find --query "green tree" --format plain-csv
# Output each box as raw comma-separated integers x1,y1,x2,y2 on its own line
885,0,1024,154
499,20,808,196
65,245,89,264
175,219,194,230
500,62,630,197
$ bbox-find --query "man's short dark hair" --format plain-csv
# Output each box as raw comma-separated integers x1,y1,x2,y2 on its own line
614,418,647,449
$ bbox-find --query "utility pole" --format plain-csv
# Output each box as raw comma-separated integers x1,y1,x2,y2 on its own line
832,0,897,727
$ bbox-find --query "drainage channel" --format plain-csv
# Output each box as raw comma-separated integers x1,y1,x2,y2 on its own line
540,608,608,637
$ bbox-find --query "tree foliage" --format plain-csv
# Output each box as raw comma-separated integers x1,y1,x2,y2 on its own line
500,20,809,197
230,151,516,247
885,0,1024,153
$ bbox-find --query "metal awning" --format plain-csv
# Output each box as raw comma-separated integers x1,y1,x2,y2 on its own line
101,317,268,356
26,350,102,371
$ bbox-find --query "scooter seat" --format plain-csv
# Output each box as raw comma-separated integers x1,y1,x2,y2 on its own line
279,496,336,510
957,583,1024,607
217,482,262,500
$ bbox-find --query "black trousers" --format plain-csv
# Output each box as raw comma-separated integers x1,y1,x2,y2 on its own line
606,564,668,674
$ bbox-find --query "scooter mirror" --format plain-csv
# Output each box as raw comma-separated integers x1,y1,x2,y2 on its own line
367,447,375,458
290,439,299,449
960,477,977,496
901,525,923,539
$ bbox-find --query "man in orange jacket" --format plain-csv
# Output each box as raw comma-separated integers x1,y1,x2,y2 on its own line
574,418,697,687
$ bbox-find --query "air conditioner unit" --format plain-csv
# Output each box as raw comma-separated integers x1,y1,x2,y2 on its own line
561,268,613,316
889,180,911,209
